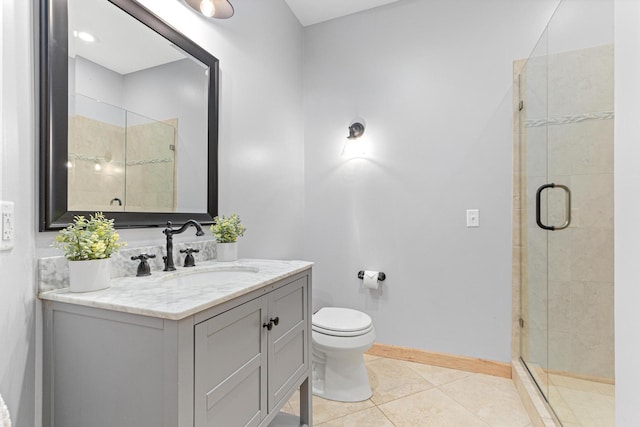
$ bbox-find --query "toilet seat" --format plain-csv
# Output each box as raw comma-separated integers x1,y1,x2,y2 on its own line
312,324,374,337
312,307,373,337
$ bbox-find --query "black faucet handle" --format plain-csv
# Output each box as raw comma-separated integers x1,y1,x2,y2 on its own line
131,253,156,261
179,248,200,254
131,253,156,277
180,248,199,268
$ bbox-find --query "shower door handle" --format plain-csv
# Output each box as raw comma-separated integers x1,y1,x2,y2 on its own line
536,183,571,231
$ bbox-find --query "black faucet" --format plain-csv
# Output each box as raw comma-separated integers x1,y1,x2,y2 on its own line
163,220,205,271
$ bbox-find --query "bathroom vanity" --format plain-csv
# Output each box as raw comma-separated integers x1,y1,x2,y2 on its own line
39,259,313,427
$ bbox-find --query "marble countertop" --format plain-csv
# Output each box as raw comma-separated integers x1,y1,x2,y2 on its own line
38,259,313,320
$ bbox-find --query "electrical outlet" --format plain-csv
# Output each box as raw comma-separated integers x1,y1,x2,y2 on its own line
0,201,15,251
466,209,480,228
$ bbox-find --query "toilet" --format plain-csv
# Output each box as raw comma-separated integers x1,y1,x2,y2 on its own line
311,307,376,402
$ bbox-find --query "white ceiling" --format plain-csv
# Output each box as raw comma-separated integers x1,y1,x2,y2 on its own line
68,0,187,75
283,0,401,27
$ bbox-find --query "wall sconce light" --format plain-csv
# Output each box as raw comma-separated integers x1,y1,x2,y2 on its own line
347,122,365,140
342,121,367,158
183,0,234,19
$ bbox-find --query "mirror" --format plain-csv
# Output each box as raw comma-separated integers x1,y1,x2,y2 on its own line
39,0,219,230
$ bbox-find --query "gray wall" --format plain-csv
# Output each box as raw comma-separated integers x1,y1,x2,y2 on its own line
302,0,559,363
74,56,125,117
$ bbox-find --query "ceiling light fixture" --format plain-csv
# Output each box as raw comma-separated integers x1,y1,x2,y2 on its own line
183,0,234,19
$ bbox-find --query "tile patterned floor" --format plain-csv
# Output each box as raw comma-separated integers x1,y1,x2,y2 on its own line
284,354,532,426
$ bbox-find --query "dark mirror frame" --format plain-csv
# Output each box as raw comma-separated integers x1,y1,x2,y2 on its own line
39,0,219,230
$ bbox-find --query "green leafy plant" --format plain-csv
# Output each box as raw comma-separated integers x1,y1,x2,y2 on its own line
210,214,246,243
52,212,125,261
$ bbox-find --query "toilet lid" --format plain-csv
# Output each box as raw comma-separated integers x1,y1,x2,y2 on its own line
312,307,372,334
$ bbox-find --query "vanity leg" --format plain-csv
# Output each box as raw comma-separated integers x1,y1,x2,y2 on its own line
299,377,312,427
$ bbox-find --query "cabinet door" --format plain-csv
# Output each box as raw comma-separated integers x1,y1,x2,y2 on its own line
194,297,267,427
267,277,308,411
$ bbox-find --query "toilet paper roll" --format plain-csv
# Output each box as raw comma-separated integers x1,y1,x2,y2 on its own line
363,270,380,289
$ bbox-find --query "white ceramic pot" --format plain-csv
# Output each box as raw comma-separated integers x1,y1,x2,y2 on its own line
216,242,238,262
68,258,111,292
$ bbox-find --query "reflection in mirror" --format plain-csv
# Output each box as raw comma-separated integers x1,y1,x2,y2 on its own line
68,95,179,213
40,0,219,229
67,0,208,213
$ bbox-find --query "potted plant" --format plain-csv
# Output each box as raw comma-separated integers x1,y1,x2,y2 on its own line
210,214,245,262
52,212,125,292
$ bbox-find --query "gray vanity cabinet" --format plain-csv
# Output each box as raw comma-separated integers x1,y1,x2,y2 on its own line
43,270,312,427
194,277,308,426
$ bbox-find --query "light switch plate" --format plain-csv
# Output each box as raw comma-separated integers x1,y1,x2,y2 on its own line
466,209,480,227
0,201,15,251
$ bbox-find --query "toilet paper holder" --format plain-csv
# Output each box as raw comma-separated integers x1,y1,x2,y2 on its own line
357,271,386,281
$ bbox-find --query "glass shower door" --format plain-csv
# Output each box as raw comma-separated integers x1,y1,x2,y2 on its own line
519,26,550,401
519,0,614,425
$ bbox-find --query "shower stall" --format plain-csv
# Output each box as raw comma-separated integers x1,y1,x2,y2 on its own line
514,0,614,425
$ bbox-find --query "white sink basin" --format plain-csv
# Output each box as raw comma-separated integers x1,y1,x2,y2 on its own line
159,266,260,287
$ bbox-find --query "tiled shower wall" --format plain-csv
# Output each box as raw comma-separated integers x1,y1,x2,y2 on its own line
68,115,126,211
517,44,614,380
67,115,176,213
124,119,177,212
